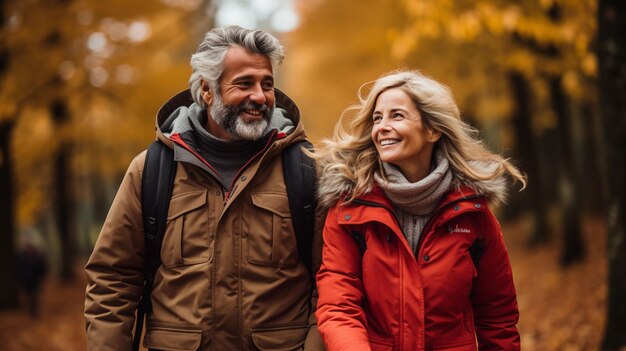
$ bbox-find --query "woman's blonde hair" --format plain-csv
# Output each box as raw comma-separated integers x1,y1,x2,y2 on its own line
314,69,526,205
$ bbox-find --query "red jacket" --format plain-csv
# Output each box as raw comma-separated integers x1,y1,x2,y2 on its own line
316,186,520,351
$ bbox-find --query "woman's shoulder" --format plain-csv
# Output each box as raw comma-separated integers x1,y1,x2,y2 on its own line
317,168,354,209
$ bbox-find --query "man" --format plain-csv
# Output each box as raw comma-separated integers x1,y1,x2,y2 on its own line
85,26,325,350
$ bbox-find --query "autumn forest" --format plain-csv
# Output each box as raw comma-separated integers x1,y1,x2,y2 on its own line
0,0,625,350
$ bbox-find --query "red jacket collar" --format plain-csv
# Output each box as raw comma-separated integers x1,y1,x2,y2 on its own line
355,184,483,211
342,184,488,230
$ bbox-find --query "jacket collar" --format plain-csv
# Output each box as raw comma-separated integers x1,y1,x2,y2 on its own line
343,185,487,227
153,88,305,150
336,185,488,259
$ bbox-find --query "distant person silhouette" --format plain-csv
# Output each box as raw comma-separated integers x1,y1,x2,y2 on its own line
16,241,47,318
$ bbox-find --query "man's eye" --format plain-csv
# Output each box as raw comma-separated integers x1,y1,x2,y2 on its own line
262,81,274,90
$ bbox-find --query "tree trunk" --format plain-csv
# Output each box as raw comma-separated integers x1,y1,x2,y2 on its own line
549,77,585,265
579,102,607,215
50,99,76,281
599,0,626,348
508,72,550,245
0,119,18,309
0,0,18,310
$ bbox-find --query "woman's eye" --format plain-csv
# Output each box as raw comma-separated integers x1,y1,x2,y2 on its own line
372,115,382,123
392,113,404,119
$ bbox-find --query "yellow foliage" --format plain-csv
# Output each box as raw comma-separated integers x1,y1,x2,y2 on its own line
502,5,522,32
479,4,506,36
394,0,597,86
391,26,419,60
449,11,482,41
5,0,210,228
561,70,582,100
581,54,597,77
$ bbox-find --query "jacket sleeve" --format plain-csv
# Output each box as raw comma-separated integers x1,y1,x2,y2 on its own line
472,210,521,351
303,206,328,351
84,152,147,351
315,207,372,351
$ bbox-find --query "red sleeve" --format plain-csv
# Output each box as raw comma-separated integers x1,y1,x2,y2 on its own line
472,210,521,351
315,207,372,351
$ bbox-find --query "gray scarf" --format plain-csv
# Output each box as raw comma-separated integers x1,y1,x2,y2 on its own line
374,151,453,253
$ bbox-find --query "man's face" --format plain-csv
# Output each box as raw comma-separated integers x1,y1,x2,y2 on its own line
203,46,275,141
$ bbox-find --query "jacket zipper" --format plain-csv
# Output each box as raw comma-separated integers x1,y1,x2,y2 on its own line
351,199,416,257
351,198,406,348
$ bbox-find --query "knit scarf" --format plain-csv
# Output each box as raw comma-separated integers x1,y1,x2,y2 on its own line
374,151,453,253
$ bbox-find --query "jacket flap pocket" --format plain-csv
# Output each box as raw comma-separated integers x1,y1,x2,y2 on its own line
167,190,207,220
251,192,291,217
251,324,307,351
144,325,202,351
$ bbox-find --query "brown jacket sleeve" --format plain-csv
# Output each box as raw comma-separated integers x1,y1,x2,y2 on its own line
84,152,147,351
303,205,328,351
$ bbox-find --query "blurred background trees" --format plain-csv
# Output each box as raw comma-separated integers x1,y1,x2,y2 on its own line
0,0,625,349
597,0,626,347
284,0,598,265
0,0,215,306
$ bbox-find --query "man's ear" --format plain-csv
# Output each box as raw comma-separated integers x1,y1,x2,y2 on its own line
201,80,212,106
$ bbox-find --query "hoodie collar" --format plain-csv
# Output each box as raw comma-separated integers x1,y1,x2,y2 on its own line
154,88,304,146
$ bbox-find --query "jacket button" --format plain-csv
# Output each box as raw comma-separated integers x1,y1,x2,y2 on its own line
423,254,431,262
344,214,351,220
215,191,221,196
240,175,247,181
453,205,460,211
474,203,481,208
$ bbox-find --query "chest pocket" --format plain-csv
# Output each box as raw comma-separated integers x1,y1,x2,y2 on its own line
246,192,298,267
161,190,210,268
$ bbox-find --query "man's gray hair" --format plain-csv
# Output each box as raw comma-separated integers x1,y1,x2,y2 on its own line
189,25,284,109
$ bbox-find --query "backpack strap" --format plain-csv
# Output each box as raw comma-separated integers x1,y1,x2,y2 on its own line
282,140,317,279
467,206,486,269
133,140,177,351
350,231,367,256
469,237,486,268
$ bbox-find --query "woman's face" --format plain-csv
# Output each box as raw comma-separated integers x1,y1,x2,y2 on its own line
371,87,440,182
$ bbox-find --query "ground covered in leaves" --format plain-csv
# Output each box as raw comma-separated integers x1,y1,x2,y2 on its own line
0,216,612,350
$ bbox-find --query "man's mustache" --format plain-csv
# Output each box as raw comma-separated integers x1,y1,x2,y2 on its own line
237,101,272,119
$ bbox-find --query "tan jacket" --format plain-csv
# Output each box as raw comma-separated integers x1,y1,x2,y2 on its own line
85,90,325,351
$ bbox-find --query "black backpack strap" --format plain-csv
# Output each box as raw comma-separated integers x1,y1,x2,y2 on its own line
283,140,317,279
469,238,486,268
467,208,486,269
350,231,367,256
133,140,177,351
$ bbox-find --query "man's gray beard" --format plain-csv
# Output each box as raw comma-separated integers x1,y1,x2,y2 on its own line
209,94,273,141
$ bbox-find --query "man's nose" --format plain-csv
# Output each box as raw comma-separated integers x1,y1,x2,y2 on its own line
249,84,267,105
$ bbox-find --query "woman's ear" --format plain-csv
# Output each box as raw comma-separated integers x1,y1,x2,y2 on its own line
427,129,442,143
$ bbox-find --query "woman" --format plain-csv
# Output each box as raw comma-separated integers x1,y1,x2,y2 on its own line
314,70,526,351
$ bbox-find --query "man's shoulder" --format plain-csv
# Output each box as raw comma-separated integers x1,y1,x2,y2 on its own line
130,149,148,176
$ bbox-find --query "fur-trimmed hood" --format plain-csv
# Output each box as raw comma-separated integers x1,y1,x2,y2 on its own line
317,157,510,209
